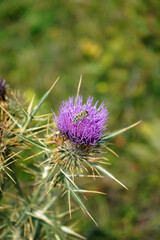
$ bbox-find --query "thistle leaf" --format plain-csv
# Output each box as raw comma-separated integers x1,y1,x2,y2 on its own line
61,226,86,240
60,169,78,189
31,77,59,117
11,91,28,118
0,103,22,128
74,189,106,195
100,121,142,142
69,187,98,226
15,134,48,151
22,77,59,130
27,210,54,226
90,162,128,190
62,172,97,226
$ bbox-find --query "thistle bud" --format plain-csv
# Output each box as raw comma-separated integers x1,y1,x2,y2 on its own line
52,96,109,175
0,78,6,101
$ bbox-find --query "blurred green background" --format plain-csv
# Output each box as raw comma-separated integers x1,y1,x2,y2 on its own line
0,0,160,239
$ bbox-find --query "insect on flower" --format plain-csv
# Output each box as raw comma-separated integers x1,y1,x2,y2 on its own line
72,110,89,124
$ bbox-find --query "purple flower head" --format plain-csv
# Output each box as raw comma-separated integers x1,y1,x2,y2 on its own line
54,96,109,146
0,78,6,101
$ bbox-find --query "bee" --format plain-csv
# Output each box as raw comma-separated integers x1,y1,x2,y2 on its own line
72,110,89,124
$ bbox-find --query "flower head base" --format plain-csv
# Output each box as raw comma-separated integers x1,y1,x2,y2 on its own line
55,96,108,146
53,137,92,171
0,78,6,101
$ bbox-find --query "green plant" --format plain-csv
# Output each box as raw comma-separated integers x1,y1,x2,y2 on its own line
0,77,140,239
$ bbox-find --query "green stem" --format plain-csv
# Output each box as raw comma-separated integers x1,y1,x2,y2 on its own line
10,164,29,203
12,171,26,199
32,219,41,240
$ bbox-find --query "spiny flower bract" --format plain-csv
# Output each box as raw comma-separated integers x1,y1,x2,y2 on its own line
54,96,109,146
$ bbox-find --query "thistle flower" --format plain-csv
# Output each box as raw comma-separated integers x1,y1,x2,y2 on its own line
55,96,108,146
51,96,109,175
0,78,6,101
